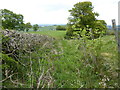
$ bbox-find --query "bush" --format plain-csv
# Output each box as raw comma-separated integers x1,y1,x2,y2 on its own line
56,25,66,31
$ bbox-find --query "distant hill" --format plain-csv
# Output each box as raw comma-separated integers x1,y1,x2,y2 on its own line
107,25,120,30
39,24,66,27
107,25,112,30
36,24,119,30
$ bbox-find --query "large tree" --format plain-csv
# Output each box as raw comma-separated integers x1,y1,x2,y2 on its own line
2,9,24,30
65,1,107,39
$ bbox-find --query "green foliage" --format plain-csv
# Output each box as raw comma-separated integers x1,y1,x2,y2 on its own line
25,22,32,32
92,20,107,38
1,31,54,87
65,1,107,39
1,7,118,87
1,23,118,88
51,35,118,88
64,24,73,39
33,24,39,31
1,9,24,31
2,53,18,69
1,29,118,88
76,29,118,88
68,1,98,27
56,25,66,31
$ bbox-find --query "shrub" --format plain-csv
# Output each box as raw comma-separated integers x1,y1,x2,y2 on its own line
56,25,66,31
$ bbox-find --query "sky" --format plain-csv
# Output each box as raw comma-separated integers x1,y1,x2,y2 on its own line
0,0,119,25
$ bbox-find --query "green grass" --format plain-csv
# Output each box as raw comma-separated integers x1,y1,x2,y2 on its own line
27,30,118,75
3,29,118,88
28,30,66,39
106,30,115,35
52,35,118,88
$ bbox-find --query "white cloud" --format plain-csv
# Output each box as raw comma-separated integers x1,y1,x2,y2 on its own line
0,0,119,25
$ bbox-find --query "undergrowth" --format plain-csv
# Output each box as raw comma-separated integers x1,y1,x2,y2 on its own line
1,30,119,88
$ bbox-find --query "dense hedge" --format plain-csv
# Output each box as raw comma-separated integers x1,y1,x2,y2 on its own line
1,30,58,88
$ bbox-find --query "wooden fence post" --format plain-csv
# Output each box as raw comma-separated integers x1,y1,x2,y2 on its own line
118,1,120,54
112,19,120,53
0,9,2,89
112,19,118,40
118,1,120,87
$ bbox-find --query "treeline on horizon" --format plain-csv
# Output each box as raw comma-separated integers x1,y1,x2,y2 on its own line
1,9,67,32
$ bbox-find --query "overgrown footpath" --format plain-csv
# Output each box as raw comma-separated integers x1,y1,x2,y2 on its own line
1,30,119,88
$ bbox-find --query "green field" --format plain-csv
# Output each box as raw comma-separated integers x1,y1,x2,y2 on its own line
28,30,66,39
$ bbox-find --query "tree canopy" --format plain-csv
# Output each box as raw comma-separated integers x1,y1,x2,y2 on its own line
2,9,24,30
33,24,39,31
65,1,107,39
25,22,32,32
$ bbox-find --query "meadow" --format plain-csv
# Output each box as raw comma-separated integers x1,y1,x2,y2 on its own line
26,29,118,88
28,30,66,39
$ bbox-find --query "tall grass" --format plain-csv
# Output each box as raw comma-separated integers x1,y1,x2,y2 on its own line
2,29,118,88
